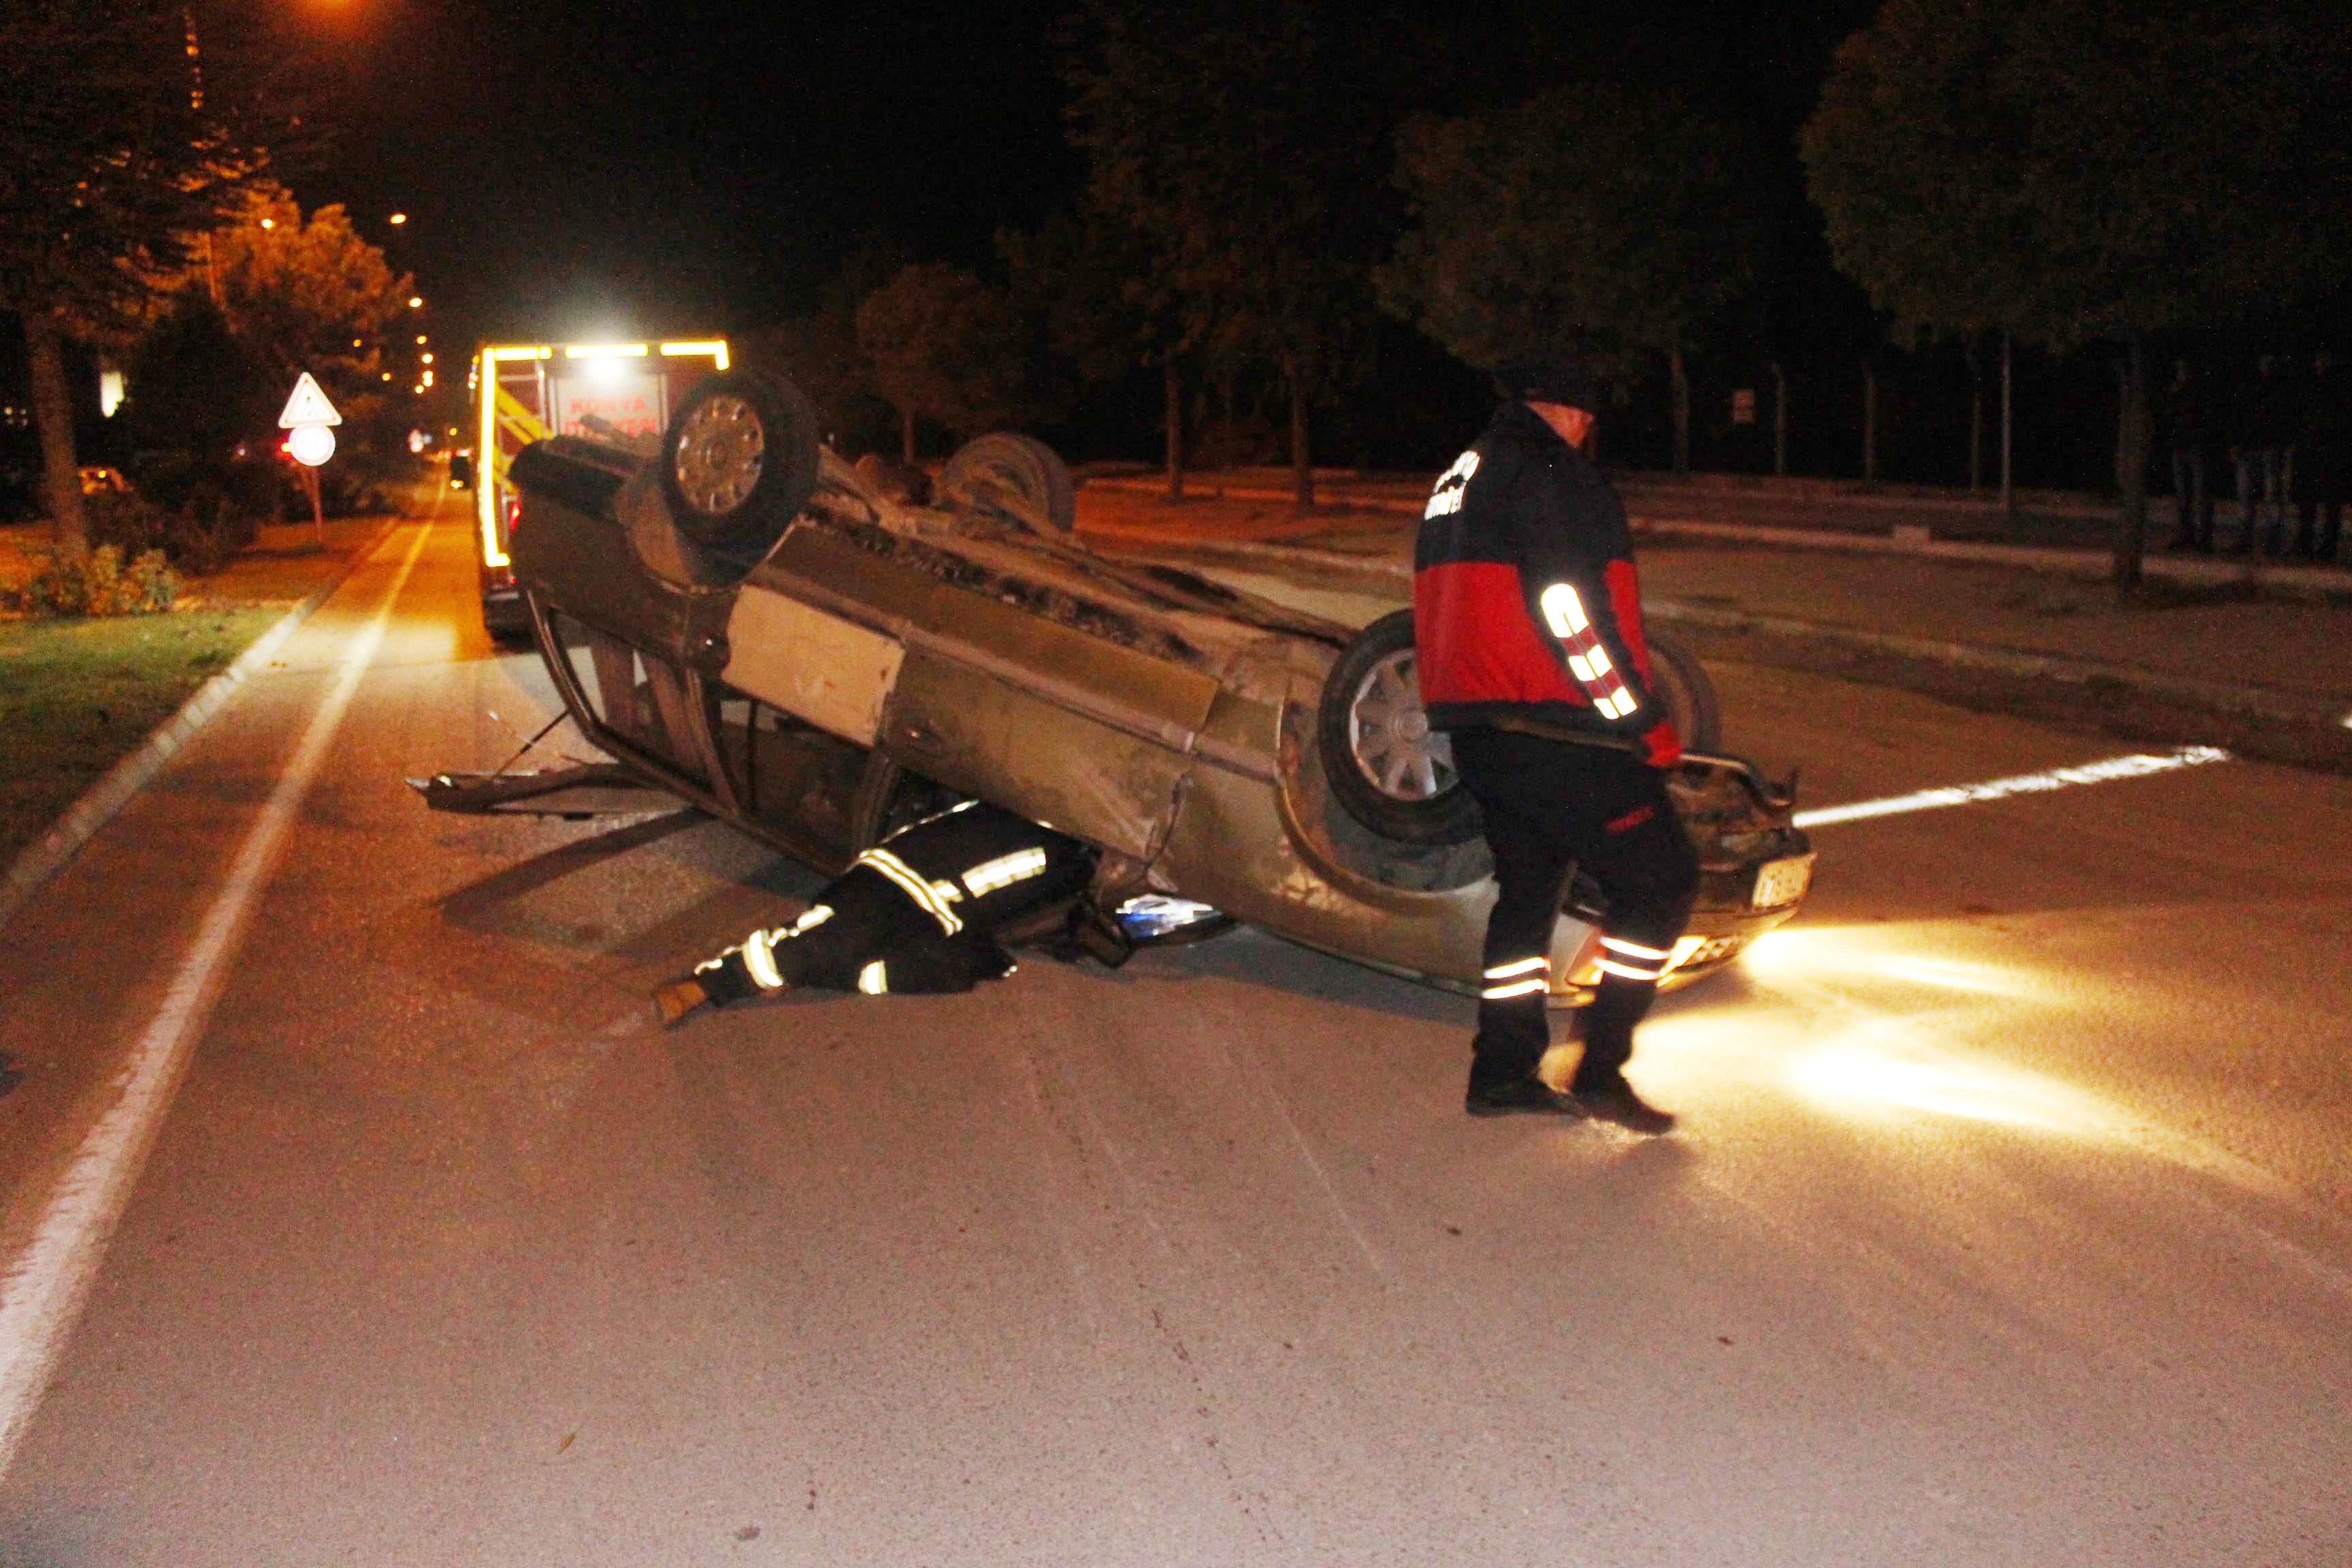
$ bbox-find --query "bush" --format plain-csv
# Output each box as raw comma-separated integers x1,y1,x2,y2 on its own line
1,545,180,617
86,486,254,576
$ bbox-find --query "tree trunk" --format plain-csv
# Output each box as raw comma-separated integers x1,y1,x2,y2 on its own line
1669,346,1690,474
1163,354,1184,501
1286,359,1313,511
1862,360,1878,486
1771,361,1788,477
25,312,87,551
900,407,916,466
2113,331,2151,594
1999,329,2014,513
1968,335,1985,494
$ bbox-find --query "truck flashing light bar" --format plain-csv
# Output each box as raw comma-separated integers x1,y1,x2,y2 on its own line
475,340,730,569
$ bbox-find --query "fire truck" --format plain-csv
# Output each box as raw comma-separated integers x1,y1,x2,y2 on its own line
469,338,729,636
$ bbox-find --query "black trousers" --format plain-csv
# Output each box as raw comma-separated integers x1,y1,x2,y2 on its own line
1449,727,1699,1090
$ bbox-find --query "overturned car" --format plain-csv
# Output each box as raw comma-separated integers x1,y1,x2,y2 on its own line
470,368,1813,1003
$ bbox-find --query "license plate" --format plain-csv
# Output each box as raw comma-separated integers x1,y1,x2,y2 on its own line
1752,855,1813,909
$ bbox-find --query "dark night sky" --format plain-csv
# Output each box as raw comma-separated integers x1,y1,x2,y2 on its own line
284,1,1875,355
287,0,1083,345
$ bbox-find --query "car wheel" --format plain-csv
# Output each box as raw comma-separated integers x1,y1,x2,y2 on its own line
1317,615,1727,845
657,369,821,556
1646,630,1720,753
1318,610,1484,845
936,433,1076,536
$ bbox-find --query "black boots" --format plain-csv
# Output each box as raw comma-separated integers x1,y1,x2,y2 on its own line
1464,1068,1677,1132
1567,973,1677,1132
1461,969,1678,1131
1567,1071,1678,1134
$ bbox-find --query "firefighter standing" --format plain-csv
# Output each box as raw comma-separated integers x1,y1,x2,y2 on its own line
1413,357,1697,1130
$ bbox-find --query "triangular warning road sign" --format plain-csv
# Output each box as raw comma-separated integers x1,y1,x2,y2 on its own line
277,371,342,428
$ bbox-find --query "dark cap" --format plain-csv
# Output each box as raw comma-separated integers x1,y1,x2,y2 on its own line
1494,355,1597,412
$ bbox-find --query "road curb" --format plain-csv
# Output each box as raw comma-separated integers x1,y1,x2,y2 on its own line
1638,599,2345,727
1096,531,2349,730
0,518,401,936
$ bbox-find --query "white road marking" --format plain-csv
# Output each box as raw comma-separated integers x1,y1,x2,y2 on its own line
0,518,435,1479
1791,745,2232,829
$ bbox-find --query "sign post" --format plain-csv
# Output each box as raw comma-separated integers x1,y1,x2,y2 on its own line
278,371,342,546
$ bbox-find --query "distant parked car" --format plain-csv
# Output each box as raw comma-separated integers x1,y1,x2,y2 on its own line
475,369,1814,1004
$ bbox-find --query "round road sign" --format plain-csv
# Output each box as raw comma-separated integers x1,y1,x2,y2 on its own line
288,424,337,468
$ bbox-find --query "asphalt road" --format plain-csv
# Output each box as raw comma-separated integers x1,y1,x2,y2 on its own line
1,504,2347,1566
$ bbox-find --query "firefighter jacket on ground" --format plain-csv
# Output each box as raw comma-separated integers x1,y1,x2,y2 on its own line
1412,401,1679,766
691,800,1096,1004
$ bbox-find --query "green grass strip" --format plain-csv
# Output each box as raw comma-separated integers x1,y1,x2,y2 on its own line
0,609,283,866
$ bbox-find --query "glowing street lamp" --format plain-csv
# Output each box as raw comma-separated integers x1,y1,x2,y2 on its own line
389,212,408,225
408,296,423,308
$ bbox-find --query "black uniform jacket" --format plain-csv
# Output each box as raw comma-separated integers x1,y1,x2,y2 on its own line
855,798,1096,934
1412,402,1669,750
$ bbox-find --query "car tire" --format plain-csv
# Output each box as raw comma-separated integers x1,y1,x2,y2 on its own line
1318,610,1484,845
1317,613,1726,845
936,433,1076,536
657,369,821,556
1646,630,1720,753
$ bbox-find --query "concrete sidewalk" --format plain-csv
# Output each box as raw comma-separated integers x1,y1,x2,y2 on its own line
1083,466,2352,602
1076,477,2352,766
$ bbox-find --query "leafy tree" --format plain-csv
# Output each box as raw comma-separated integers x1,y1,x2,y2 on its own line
1000,203,1194,495
121,297,267,466
1063,0,1406,508
746,241,908,455
0,0,276,547
127,184,408,465
853,263,1030,462
203,185,410,410
1382,83,1767,472
1803,0,2352,588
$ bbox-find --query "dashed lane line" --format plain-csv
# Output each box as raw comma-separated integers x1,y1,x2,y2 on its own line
1791,745,2234,829
0,517,435,1480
